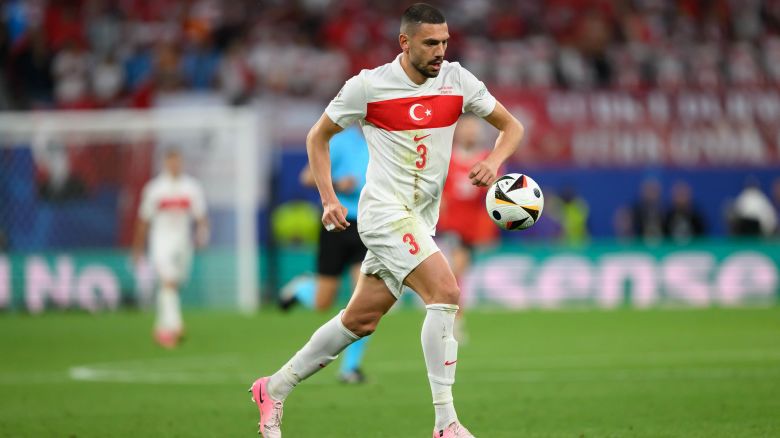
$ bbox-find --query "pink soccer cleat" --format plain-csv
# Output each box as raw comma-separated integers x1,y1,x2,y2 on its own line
154,330,178,349
248,377,284,437
434,421,476,438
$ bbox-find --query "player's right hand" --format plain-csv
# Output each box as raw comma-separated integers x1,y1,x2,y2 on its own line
468,159,499,187
322,201,350,232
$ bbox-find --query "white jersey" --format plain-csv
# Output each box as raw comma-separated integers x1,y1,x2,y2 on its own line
139,173,207,253
326,53,496,235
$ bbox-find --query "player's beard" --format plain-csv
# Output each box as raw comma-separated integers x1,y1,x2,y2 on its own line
413,56,443,78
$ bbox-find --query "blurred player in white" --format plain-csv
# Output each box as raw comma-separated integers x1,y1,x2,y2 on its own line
133,149,209,349
249,4,524,437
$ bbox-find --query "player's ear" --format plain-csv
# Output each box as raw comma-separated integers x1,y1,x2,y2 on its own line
399,33,409,52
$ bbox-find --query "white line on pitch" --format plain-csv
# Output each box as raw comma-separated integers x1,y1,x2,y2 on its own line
60,348,780,386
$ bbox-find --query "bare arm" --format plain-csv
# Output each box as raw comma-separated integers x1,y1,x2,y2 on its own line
469,101,525,186
301,164,357,193
306,113,350,231
195,216,210,248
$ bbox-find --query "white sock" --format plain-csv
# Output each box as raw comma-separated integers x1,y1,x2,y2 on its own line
422,303,460,431
267,310,359,400
156,286,182,332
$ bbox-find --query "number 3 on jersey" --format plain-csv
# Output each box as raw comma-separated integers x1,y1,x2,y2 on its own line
415,144,427,169
402,233,420,255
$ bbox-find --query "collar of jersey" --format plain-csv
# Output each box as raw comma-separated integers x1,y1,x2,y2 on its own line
162,172,182,182
391,53,437,90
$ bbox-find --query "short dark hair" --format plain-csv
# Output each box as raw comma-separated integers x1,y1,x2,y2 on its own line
401,3,446,34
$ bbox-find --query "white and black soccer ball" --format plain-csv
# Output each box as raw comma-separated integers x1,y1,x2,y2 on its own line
485,173,544,231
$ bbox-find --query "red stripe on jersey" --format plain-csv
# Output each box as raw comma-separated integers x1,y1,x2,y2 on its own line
158,197,191,210
366,95,463,131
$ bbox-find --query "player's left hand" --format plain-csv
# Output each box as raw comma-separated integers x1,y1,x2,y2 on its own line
468,160,499,187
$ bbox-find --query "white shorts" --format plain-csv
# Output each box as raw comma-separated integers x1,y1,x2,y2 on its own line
359,216,440,299
151,245,192,284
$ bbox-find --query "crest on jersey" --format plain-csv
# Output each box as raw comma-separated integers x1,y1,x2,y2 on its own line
408,102,433,126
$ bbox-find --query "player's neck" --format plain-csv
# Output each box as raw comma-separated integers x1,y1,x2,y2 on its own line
400,53,428,85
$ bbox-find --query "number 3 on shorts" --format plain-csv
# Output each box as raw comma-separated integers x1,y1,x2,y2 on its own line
402,233,420,255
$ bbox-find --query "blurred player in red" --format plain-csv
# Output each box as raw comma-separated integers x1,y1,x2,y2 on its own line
437,115,500,341
132,149,209,349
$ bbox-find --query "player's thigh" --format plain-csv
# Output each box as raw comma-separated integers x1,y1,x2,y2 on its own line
404,251,460,305
178,248,193,279
341,273,396,336
152,246,186,287
359,216,439,299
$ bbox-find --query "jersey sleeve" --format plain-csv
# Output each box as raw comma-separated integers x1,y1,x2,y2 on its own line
138,184,156,221
325,74,367,128
190,181,207,219
460,66,497,118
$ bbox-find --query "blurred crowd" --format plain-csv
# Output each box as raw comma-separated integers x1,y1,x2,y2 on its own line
3,0,780,250
4,0,780,111
611,176,780,244
496,175,780,245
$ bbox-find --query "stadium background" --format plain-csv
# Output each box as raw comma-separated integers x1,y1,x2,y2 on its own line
0,1,779,437
1,0,779,311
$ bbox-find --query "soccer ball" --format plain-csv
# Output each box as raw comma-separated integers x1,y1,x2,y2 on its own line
485,173,544,231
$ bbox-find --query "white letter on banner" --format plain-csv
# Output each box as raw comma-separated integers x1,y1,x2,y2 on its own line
662,252,714,307
599,255,657,308
478,256,533,308
0,256,8,309
76,265,120,312
536,255,593,308
716,252,778,306
25,256,74,313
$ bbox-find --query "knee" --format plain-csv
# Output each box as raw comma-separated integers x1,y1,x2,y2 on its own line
341,310,382,337
432,284,460,305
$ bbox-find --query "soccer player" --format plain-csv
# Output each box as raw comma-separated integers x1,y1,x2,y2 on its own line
132,149,209,349
249,4,524,437
281,124,371,383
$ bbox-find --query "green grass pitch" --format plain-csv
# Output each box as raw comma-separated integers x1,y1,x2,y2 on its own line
0,307,779,437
